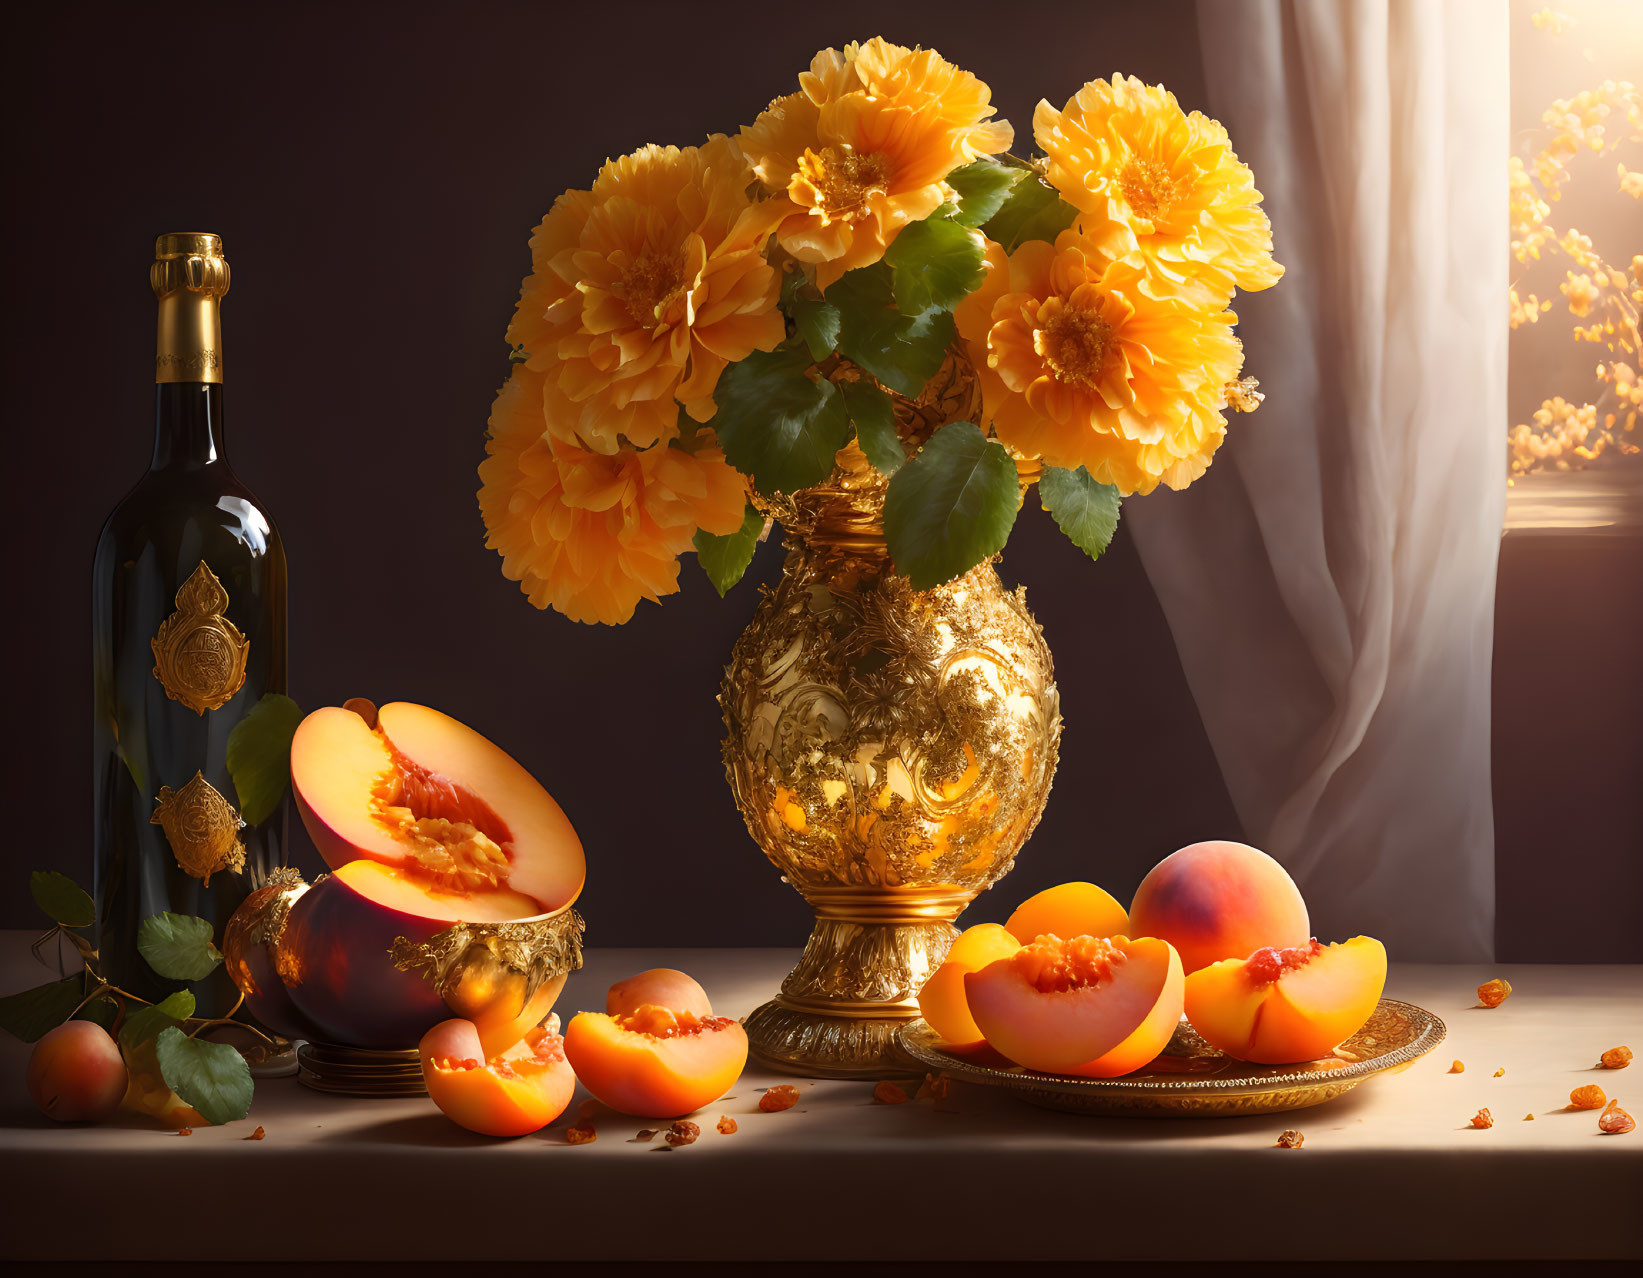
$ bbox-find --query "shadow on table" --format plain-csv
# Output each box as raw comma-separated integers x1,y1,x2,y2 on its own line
313,1110,513,1148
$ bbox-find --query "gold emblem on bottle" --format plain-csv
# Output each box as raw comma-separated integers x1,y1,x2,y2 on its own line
151,772,247,886
151,562,250,714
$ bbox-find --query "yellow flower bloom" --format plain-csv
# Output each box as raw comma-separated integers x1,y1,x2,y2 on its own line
1034,75,1282,300
479,366,749,625
1620,163,1643,199
1561,270,1600,316
740,38,1012,289
955,233,1243,495
506,136,786,455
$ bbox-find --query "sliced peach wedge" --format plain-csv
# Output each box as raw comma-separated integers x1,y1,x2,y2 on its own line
419,1018,576,1138
965,935,1185,1076
1184,937,1387,1064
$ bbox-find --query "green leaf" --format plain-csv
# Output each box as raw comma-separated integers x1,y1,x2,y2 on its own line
30,870,95,928
792,294,842,361
839,380,906,475
1038,464,1122,562
693,504,765,597
884,422,1021,590
121,989,196,1048
137,913,221,982
828,265,956,399
946,159,1026,228
0,976,85,1042
711,343,852,496
882,212,986,315
226,693,302,827
982,174,1080,252
154,1026,253,1126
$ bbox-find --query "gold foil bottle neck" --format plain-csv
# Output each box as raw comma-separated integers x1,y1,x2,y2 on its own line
151,232,230,300
153,231,228,382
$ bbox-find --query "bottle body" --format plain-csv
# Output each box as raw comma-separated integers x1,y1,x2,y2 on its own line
92,237,288,1015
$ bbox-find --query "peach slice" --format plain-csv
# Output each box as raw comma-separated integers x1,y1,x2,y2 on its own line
565,974,747,1119
292,701,585,916
965,935,1185,1075
1184,936,1387,1064
419,1018,575,1137
1129,841,1310,975
917,924,1021,1049
1005,882,1129,946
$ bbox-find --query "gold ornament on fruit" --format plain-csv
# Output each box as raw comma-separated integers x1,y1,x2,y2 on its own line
150,561,250,714
150,771,246,885
389,912,585,1026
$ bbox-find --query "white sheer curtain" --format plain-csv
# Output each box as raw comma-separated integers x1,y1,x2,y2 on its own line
1129,0,1507,960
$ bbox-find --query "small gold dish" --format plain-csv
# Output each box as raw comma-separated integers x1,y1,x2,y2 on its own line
894,998,1446,1117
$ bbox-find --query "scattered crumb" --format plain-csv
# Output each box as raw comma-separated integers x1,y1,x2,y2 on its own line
1569,1084,1608,1110
873,1080,910,1105
633,1129,658,1142
565,1122,596,1145
1476,978,1512,1008
1524,1113,1535,1121
1449,1060,1465,1074
1598,1100,1634,1134
915,1072,952,1101
1494,1068,1506,1078
176,1128,193,1137
1470,1108,1493,1129
1276,1129,1304,1148
716,1115,737,1135
245,1126,266,1140
665,1120,699,1147
1600,1046,1633,1070
759,1085,801,1113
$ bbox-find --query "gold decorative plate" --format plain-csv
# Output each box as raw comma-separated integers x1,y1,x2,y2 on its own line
894,998,1445,1117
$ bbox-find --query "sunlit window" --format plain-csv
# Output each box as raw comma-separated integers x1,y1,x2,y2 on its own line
1506,1,1642,531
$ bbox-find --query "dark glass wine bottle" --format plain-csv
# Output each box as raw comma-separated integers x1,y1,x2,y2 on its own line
92,233,288,1015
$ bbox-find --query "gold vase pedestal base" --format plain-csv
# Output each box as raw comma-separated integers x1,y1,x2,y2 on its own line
744,896,964,1079
296,1042,427,1097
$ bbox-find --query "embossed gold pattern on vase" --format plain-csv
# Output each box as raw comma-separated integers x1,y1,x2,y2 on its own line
151,770,247,885
721,352,1060,1078
151,561,250,713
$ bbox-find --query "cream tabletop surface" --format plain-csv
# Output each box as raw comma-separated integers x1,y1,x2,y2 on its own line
1,937,1638,1263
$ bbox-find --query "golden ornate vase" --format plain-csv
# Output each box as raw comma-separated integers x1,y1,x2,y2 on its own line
720,356,1061,1078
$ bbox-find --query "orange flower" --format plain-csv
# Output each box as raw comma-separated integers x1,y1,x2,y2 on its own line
956,232,1243,495
740,39,1012,289
479,366,748,624
505,136,785,455
1035,75,1282,301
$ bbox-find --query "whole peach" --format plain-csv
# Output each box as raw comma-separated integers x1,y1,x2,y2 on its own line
1129,841,1310,974
28,1021,129,1123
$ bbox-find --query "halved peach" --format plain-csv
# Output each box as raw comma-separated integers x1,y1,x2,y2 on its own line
1005,882,1129,946
1129,841,1310,975
917,924,1021,1049
1183,936,1387,1064
965,935,1184,1074
419,1018,575,1137
292,701,585,917
565,975,747,1119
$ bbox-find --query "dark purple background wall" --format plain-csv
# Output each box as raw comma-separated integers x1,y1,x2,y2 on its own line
3,1,1637,958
